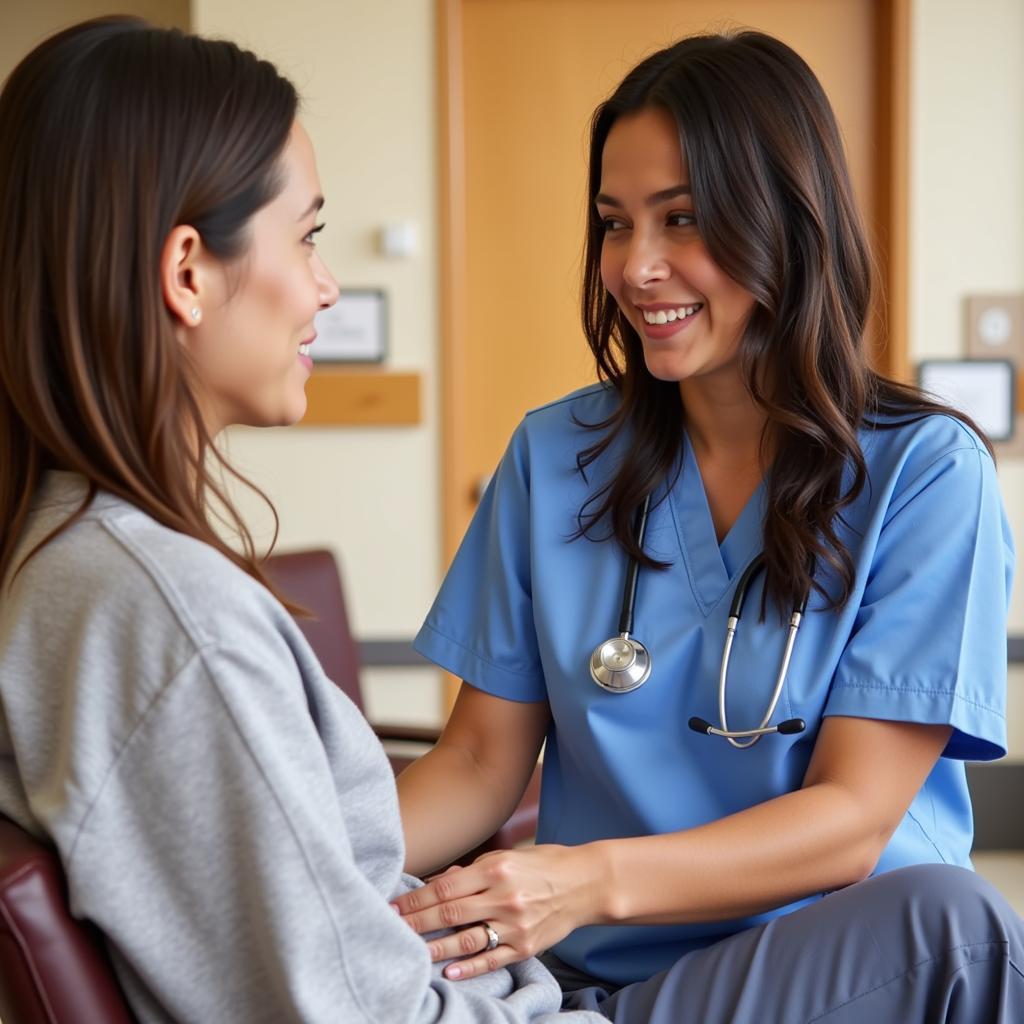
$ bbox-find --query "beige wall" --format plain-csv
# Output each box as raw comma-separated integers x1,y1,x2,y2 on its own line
910,0,1024,759
190,0,444,724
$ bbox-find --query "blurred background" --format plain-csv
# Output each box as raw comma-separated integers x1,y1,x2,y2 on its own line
2,0,1021,899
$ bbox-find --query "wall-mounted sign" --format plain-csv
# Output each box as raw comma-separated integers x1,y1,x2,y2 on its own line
918,359,1016,443
966,294,1024,361
312,289,387,362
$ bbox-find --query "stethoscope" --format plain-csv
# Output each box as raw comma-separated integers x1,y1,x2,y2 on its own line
588,494,808,748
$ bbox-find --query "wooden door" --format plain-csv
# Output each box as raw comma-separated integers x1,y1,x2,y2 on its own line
437,1,909,702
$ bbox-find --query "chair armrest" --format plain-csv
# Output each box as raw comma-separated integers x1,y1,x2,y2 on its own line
371,722,439,776
371,722,443,745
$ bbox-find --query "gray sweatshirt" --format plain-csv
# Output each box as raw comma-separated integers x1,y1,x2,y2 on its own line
0,473,605,1024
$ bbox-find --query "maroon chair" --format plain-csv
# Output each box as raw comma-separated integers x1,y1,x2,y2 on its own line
0,817,135,1023
264,548,541,859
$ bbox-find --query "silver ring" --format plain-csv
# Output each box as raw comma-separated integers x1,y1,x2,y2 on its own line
482,922,500,952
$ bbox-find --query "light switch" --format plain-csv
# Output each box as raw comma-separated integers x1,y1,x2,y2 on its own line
379,222,418,259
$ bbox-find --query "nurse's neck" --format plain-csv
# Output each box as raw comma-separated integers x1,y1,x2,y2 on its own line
679,375,769,468
681,375,770,543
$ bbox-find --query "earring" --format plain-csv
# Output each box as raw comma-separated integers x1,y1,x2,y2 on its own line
190,307,201,321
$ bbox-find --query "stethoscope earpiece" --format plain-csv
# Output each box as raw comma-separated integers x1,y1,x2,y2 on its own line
591,493,810,749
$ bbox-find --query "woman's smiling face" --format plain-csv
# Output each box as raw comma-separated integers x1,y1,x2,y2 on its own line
596,105,755,387
186,121,340,434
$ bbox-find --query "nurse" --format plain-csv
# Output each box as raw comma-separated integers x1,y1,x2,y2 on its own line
392,30,1024,1020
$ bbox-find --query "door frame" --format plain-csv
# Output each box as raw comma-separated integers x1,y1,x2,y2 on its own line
435,0,911,589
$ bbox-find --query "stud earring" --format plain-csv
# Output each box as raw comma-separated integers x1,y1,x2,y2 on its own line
190,307,201,321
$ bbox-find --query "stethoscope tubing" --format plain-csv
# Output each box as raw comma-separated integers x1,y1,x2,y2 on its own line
617,495,650,636
589,494,809,746
715,554,806,748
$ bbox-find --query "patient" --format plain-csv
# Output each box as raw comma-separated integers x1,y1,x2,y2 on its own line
0,17,605,1023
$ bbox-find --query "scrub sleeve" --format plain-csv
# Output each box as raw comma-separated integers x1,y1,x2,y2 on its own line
825,440,1013,762
415,422,548,703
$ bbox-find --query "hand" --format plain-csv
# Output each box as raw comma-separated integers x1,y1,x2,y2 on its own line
390,843,608,980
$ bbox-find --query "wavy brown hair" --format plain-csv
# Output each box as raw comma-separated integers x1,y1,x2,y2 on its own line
0,17,298,596
577,31,990,617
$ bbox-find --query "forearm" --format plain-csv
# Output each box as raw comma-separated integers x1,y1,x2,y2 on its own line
394,781,882,981
398,743,527,876
593,719,954,926
397,686,550,877
594,780,884,926
395,719,951,983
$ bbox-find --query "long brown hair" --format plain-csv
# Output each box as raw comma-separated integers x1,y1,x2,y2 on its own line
577,31,990,616
0,17,298,595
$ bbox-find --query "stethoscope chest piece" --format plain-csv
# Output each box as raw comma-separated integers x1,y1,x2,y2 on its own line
590,495,653,694
590,634,651,693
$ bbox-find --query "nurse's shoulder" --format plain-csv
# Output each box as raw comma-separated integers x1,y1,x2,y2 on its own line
860,408,995,494
521,382,617,434
509,382,620,474
858,409,1012,563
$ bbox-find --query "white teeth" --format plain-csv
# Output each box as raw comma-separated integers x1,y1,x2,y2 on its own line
641,304,701,325
298,343,311,357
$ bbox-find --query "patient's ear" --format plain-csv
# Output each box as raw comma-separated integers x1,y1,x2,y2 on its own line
160,225,206,333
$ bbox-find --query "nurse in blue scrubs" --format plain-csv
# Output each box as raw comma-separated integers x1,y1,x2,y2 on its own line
393,31,1023,1021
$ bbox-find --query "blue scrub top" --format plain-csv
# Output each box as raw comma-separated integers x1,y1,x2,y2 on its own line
414,383,1015,986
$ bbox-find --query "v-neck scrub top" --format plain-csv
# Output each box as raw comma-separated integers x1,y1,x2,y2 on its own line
413,384,1015,987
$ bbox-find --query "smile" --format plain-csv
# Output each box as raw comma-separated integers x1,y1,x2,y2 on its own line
298,343,312,357
641,304,703,325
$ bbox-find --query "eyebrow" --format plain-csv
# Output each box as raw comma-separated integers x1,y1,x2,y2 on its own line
594,185,691,208
298,196,325,221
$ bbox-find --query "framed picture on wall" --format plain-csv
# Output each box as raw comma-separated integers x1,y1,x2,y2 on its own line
312,289,387,363
917,359,1016,443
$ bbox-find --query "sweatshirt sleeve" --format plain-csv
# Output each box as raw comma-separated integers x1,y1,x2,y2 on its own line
63,639,597,1024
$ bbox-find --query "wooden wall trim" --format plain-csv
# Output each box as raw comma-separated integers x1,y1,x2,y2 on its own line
300,369,421,426
876,0,912,382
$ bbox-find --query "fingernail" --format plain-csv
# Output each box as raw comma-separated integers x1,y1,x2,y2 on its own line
445,966,462,980
389,903,400,913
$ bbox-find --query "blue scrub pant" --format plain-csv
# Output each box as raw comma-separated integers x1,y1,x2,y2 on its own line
555,865,1024,1022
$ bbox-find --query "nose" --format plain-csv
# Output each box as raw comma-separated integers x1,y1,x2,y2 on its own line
621,229,669,290
314,252,341,309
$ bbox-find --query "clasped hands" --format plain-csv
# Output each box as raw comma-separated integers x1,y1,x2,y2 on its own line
391,842,606,980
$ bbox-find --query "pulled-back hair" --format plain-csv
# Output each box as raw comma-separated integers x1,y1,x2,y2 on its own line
0,17,298,592
577,30,988,616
